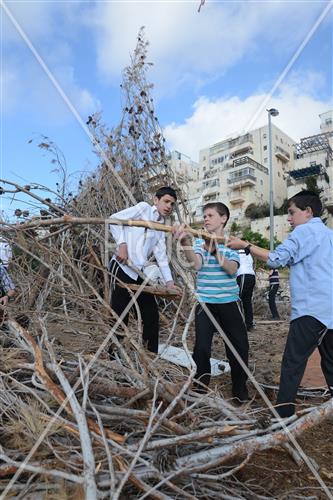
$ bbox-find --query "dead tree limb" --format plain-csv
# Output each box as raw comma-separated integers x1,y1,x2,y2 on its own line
1,216,226,243
6,319,126,444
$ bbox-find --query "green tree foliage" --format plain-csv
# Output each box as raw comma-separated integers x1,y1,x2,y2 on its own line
304,175,323,196
241,229,281,249
274,198,288,215
242,229,270,248
245,203,270,220
230,221,241,234
245,200,288,220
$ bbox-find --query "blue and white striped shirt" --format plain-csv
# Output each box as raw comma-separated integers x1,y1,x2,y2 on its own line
193,239,240,304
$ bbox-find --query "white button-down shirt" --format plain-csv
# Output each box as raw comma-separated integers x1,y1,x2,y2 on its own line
109,202,173,282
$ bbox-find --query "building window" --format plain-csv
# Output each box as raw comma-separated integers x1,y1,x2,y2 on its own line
260,179,263,185
263,145,267,151
264,157,268,163
278,172,281,177
263,134,267,139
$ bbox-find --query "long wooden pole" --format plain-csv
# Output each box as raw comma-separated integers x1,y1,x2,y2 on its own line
1,216,226,243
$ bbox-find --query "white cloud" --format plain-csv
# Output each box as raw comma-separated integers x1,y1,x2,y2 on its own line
2,58,100,123
54,65,101,117
89,1,326,91
1,66,22,113
3,0,99,124
3,2,59,43
3,2,82,45
164,74,331,160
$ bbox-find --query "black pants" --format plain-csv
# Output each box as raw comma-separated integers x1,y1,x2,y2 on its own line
193,302,249,398
268,284,280,319
276,316,333,417
110,261,159,353
237,274,255,330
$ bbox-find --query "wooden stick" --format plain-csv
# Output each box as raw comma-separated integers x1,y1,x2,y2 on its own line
6,319,126,444
1,215,226,243
118,282,181,298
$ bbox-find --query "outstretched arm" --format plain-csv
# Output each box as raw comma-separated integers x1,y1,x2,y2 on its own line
227,236,270,262
172,224,202,270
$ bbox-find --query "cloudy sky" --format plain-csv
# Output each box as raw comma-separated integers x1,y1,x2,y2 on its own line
1,0,332,216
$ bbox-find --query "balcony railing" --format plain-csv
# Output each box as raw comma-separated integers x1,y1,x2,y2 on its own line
289,164,322,179
233,156,268,174
227,174,257,184
275,145,290,162
209,133,253,155
202,177,220,189
228,133,253,149
229,195,245,204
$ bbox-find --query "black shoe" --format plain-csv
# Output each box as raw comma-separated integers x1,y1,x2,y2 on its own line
232,388,249,403
275,403,295,418
192,380,209,394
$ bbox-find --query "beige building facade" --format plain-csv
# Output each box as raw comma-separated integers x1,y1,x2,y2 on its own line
287,110,333,229
170,111,332,235
250,214,290,242
188,124,295,222
168,150,200,220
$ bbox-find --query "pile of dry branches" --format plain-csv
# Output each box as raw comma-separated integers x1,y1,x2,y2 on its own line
1,30,332,499
1,177,332,498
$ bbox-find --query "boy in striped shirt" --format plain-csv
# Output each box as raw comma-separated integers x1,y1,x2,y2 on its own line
173,202,249,401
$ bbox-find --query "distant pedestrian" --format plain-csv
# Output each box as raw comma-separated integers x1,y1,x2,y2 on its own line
237,249,256,331
268,269,280,320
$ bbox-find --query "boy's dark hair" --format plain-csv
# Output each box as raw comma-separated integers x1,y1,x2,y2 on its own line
155,186,177,200
287,190,322,217
203,202,230,226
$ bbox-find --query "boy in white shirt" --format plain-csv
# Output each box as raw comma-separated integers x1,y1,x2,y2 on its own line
109,187,180,353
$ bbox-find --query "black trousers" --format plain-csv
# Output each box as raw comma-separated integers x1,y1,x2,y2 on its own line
237,274,255,330
110,261,159,353
193,302,249,398
276,316,333,417
268,284,280,319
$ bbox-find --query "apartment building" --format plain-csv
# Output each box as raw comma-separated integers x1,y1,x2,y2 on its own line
187,124,295,222
287,110,333,228
168,150,200,216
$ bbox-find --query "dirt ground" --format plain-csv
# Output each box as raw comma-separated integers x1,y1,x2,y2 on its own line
186,299,333,500
49,294,333,499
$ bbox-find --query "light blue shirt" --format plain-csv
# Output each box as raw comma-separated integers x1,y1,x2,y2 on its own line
267,218,333,329
193,239,240,304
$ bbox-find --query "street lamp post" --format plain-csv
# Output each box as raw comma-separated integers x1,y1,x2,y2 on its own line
267,108,279,252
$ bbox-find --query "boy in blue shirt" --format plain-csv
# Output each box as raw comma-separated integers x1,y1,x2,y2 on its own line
228,191,333,417
173,202,249,401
